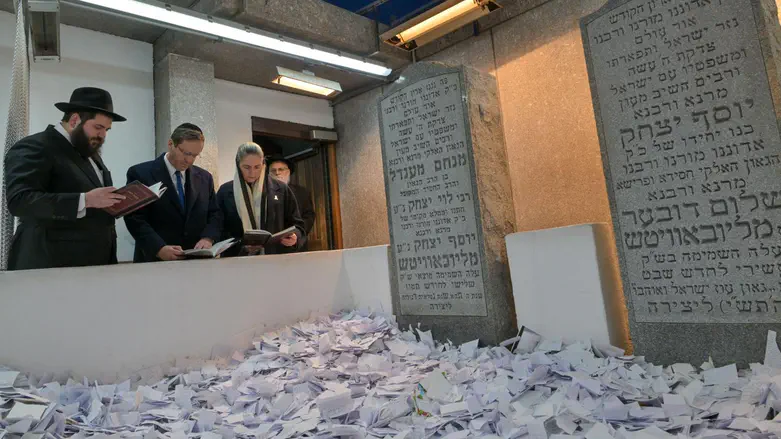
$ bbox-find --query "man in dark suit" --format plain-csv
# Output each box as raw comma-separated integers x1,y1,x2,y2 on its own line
4,87,127,270
268,157,315,251
124,123,222,262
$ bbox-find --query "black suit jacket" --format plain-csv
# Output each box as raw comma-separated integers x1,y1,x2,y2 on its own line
216,176,305,256
288,183,315,251
289,183,315,233
124,154,222,262
4,125,117,270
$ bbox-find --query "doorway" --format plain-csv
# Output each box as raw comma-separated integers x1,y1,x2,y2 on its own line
251,117,342,252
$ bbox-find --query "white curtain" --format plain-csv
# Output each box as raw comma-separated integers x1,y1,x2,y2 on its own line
1,0,30,270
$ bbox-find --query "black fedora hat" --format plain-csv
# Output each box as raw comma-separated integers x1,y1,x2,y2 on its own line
266,155,295,174
55,87,126,122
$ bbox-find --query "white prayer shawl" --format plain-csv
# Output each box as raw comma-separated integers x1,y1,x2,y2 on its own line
233,165,265,231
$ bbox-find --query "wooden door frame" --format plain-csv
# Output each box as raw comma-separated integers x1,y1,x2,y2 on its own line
251,117,329,140
327,143,343,249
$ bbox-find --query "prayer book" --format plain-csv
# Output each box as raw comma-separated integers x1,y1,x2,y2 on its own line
102,181,166,218
241,226,298,247
182,238,237,258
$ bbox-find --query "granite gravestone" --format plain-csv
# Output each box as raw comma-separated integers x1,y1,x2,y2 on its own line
582,0,781,364
378,62,517,345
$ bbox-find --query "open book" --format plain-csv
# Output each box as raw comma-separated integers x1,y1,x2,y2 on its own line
242,226,298,247
183,238,237,258
103,181,167,218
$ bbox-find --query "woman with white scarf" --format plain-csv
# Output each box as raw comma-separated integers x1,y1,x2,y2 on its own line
216,142,305,256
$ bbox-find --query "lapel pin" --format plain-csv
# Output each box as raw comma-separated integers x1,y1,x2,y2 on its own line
274,195,279,201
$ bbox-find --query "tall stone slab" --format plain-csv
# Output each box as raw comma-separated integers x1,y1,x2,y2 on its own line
378,62,517,345
582,0,781,364
154,54,219,180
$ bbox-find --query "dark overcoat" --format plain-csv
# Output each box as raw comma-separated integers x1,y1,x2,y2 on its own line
4,125,117,270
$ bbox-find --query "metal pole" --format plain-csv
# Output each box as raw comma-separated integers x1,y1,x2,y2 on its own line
1,0,31,270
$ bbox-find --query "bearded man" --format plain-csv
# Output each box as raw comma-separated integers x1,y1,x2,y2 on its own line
267,156,315,252
4,87,127,270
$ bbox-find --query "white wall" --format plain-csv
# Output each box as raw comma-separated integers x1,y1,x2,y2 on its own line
0,245,392,382
214,79,334,186
0,11,156,262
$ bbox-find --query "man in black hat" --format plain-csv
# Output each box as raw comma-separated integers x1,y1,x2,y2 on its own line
4,87,127,270
268,156,315,251
5,87,126,270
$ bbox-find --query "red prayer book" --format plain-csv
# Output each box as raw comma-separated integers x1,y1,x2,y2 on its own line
102,181,167,218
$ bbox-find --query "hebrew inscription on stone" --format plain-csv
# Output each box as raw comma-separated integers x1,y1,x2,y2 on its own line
379,72,488,316
585,0,781,323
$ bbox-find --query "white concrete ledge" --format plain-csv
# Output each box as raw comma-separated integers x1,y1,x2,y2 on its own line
0,245,392,382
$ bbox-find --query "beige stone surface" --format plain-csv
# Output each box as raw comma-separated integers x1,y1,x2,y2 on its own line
489,0,627,348
333,87,390,249
423,32,497,77
331,0,631,348
492,0,607,233
762,0,781,115
154,54,219,181
337,0,615,238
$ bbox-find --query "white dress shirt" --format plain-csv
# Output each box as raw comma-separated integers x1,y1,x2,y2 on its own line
164,153,186,197
53,123,104,218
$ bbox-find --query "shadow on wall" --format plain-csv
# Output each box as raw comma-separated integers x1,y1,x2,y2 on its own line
35,56,153,90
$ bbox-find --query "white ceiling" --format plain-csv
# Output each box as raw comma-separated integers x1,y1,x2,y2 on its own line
0,0,393,99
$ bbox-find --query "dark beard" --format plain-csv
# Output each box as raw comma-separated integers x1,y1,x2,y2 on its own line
71,124,104,158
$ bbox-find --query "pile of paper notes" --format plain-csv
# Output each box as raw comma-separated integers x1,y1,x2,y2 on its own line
3,310,781,439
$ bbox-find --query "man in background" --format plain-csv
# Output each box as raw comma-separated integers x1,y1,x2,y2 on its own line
4,87,126,270
124,123,222,262
268,156,315,251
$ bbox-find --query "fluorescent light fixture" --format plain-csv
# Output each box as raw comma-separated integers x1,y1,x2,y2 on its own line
382,0,501,51
272,67,342,97
68,0,393,77
275,76,336,96
27,0,61,61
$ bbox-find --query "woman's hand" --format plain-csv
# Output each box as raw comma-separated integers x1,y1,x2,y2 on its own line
281,233,298,247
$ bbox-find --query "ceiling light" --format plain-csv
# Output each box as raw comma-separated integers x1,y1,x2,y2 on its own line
67,0,393,77
27,0,61,61
381,0,501,51
272,67,342,97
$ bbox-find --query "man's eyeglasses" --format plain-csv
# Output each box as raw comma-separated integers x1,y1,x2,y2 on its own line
270,167,290,175
175,144,200,159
